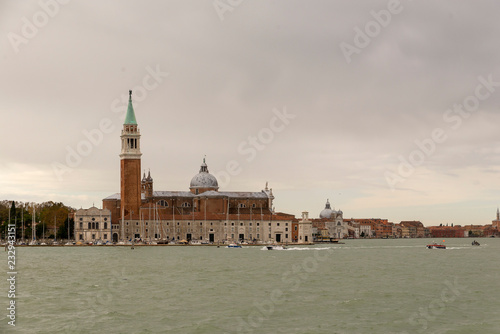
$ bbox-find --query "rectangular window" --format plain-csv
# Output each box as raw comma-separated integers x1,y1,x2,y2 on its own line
79,234,83,240
92,234,95,239
257,234,260,239
104,234,107,240
285,234,288,238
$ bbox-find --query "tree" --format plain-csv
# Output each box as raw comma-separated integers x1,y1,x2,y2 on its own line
57,217,74,240
36,222,47,239
10,201,16,224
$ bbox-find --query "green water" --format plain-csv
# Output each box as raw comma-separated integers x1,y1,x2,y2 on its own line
1,238,499,334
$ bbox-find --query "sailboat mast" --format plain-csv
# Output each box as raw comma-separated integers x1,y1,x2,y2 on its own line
21,206,24,242
68,213,70,241
32,204,35,242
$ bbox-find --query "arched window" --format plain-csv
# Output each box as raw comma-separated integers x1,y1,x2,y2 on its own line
96,222,99,229
181,202,191,208
104,222,108,230
88,223,91,229
238,203,246,208
158,200,168,207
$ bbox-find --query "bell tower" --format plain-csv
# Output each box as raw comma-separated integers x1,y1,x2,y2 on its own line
120,90,142,218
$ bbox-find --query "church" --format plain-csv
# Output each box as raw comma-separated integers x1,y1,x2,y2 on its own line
99,91,312,244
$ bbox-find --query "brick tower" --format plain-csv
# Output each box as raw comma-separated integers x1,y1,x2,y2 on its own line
120,90,142,218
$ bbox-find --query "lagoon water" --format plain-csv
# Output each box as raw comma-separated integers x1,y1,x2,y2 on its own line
1,238,499,334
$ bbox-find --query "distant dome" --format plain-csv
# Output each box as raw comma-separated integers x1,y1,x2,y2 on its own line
190,159,219,190
319,199,336,219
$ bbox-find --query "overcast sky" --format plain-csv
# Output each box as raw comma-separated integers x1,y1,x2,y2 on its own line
2,0,500,226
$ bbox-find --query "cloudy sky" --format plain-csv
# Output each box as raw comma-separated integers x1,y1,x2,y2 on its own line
2,0,500,226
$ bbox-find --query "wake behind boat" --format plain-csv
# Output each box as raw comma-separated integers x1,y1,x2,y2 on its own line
264,245,287,250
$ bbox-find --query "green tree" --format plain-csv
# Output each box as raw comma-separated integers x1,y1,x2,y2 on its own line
57,217,74,240
10,201,16,224
36,222,47,240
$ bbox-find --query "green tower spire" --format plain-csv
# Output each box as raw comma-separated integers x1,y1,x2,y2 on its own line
124,90,137,125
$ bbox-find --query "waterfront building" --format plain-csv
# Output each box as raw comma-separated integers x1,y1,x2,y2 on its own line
314,199,349,239
399,221,425,238
345,218,390,238
298,212,312,243
358,223,371,238
102,91,303,244
428,225,466,238
74,206,111,243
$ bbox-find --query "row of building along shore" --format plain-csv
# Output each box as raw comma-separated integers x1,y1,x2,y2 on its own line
70,91,500,245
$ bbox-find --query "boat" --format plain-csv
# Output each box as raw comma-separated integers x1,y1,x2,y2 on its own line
471,240,480,246
426,244,446,249
227,243,242,248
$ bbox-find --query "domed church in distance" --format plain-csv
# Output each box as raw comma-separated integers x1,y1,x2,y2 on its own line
98,91,311,244
312,199,350,240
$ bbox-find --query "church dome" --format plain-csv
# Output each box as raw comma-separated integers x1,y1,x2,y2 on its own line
190,159,219,190
319,199,336,219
